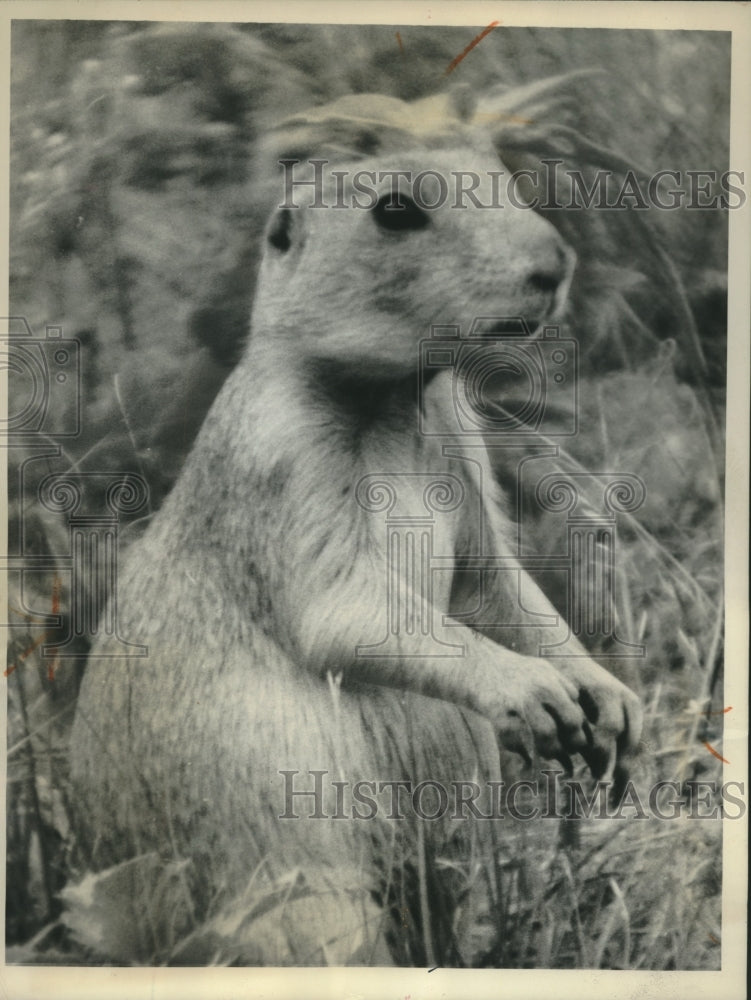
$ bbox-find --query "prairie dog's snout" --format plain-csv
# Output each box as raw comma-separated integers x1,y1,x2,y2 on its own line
366,184,576,329
521,238,577,329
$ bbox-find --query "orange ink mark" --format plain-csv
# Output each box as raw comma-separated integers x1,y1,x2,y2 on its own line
708,932,720,945
703,741,729,765
445,21,500,75
4,631,48,677
5,575,63,678
395,31,404,54
47,652,61,683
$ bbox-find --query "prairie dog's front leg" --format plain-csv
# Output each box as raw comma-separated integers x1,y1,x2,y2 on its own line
446,462,644,781
296,589,625,772
454,550,643,781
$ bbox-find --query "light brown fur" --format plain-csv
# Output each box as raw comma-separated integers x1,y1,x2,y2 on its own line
70,136,642,965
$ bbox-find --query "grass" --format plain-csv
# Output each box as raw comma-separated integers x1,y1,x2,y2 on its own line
5,22,728,969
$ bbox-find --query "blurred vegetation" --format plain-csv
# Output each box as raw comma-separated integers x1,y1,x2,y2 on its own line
6,22,729,968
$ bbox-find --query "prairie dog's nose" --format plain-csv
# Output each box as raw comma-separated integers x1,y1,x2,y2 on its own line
524,241,576,323
526,242,574,299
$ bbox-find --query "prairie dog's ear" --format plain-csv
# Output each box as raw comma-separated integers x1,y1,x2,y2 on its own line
265,207,307,256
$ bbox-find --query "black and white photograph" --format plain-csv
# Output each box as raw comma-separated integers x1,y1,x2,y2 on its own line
1,3,748,998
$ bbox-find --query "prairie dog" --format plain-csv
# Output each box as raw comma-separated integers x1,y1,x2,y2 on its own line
70,136,642,965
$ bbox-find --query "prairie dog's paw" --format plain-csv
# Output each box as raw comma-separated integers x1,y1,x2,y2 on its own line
556,658,643,788
479,655,590,769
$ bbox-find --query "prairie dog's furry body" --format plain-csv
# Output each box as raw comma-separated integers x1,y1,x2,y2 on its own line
70,135,642,964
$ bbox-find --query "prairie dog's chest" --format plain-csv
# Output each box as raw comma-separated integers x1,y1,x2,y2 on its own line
358,427,476,613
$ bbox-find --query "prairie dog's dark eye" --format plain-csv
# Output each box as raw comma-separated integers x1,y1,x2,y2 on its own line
267,208,293,252
371,194,430,233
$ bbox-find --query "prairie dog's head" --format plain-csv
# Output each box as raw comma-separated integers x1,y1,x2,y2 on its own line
253,143,575,377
